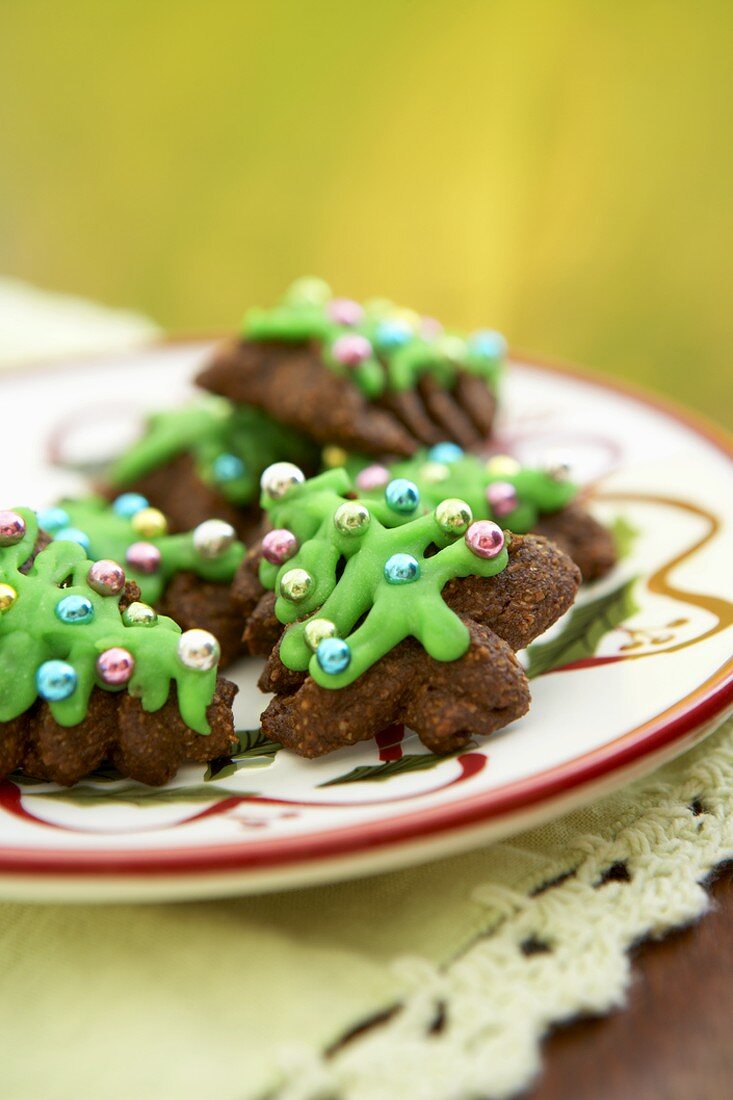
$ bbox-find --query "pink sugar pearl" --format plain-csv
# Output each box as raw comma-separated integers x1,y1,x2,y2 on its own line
96,647,135,685
125,541,161,574
87,559,126,596
355,464,391,491
262,528,299,565
327,298,365,327
465,520,505,559
486,481,519,518
0,510,26,547
420,316,444,339
331,333,372,367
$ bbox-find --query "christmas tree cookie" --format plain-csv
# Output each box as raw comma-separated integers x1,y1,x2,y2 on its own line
235,464,580,757
39,495,246,665
105,397,318,538
197,278,506,457
0,509,237,786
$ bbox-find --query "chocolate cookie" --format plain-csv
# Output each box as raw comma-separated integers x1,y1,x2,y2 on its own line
0,508,237,785
197,278,505,456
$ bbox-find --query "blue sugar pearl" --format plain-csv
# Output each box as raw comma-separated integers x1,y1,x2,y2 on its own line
374,319,412,350
36,659,78,702
468,329,507,360
55,527,91,553
316,637,352,675
385,478,420,514
112,492,149,519
212,452,246,483
428,442,464,464
36,506,70,534
55,594,95,624
384,553,421,585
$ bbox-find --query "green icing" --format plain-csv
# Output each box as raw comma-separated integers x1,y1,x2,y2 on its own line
356,452,578,532
54,497,245,604
0,509,217,733
242,278,506,398
259,470,508,689
108,398,317,506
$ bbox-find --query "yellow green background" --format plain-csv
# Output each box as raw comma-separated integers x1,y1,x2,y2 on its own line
1,1,731,425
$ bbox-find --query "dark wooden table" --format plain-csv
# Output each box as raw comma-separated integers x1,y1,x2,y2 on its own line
529,862,733,1100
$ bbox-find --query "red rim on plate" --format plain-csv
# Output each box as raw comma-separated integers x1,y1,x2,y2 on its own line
1,346,731,880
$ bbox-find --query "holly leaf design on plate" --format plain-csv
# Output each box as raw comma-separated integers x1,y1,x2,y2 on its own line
18,783,253,806
319,750,462,787
203,728,282,780
526,577,639,678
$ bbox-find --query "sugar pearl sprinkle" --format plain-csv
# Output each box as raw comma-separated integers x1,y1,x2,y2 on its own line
468,330,507,360
262,528,299,566
36,659,77,702
177,628,220,671
193,519,236,560
435,498,473,536
355,464,390,492
96,647,135,685
36,506,70,534
327,298,364,327
122,601,158,626
0,583,18,613
87,559,126,597
303,617,338,652
331,333,372,367
55,527,91,553
126,541,162,574
0,510,26,547
316,637,352,675
486,454,520,477
465,521,505,559
486,481,519,518
280,568,313,603
55,594,94,625
131,506,168,539
213,453,245,483
384,552,421,585
260,462,306,501
333,501,371,537
385,478,420,514
112,492,149,519
427,442,464,464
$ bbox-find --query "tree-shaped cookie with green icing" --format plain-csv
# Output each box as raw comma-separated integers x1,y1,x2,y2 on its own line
246,463,581,758
105,397,318,537
0,508,237,786
197,278,506,457
37,495,247,665
257,464,509,689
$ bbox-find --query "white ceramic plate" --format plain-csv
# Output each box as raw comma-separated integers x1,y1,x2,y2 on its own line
0,341,731,902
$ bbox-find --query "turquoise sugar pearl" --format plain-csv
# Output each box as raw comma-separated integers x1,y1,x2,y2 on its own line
428,442,464,464
55,594,94,624
468,330,507,360
112,492,149,518
36,506,70,534
54,527,91,553
316,637,352,675
36,659,78,702
384,553,421,585
213,452,245,483
374,319,412,350
385,478,420,514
